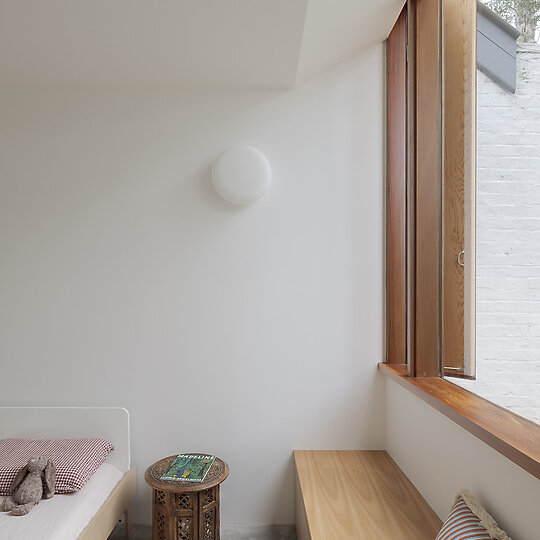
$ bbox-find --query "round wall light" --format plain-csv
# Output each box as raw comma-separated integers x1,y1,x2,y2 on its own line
212,145,271,205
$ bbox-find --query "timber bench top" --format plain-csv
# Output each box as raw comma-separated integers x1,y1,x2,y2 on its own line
294,450,442,540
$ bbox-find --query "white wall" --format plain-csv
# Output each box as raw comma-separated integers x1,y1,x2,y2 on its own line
0,46,385,525
455,45,540,425
384,377,540,540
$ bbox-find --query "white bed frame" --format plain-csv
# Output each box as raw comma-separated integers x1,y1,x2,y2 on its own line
0,407,136,540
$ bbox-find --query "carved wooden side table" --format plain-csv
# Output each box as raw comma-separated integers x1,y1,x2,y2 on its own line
144,454,229,540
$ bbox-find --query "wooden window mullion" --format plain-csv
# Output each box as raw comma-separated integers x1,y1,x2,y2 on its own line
386,5,408,365
413,0,441,377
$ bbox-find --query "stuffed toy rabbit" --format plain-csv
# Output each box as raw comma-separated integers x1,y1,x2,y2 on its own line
0,456,55,515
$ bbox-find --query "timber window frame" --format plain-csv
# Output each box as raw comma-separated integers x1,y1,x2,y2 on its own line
386,0,475,378
386,0,443,378
383,0,540,480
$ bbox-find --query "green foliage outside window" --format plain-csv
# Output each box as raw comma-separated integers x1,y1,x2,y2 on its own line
485,0,540,42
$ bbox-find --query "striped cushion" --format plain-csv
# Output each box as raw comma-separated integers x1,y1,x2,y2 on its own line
436,491,511,540
436,497,491,539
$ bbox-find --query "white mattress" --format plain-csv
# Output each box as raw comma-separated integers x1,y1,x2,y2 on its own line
0,462,124,540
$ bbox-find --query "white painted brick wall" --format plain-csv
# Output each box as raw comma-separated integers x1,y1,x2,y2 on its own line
455,44,540,425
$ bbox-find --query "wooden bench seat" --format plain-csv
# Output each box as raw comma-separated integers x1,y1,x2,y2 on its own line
294,450,442,540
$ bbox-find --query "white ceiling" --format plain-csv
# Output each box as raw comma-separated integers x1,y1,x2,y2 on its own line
296,0,405,84
0,0,404,88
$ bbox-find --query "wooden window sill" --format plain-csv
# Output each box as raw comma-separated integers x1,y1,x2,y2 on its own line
378,362,540,480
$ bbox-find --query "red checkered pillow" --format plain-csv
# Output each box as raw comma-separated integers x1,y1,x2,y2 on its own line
0,438,114,495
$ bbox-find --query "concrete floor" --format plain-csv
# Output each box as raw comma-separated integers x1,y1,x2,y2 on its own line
108,523,297,540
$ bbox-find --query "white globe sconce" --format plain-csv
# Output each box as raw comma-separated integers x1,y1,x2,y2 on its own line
212,146,271,205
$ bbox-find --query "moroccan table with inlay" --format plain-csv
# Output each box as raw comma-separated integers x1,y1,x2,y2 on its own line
144,454,229,540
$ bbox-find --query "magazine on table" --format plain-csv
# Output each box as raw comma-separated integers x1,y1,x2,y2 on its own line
160,454,216,483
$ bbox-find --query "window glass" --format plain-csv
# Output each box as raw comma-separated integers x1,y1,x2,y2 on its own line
448,0,540,426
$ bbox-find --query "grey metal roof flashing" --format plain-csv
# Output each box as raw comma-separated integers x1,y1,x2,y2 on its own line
477,1,521,93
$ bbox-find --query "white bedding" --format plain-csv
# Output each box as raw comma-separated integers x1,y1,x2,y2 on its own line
0,462,123,540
